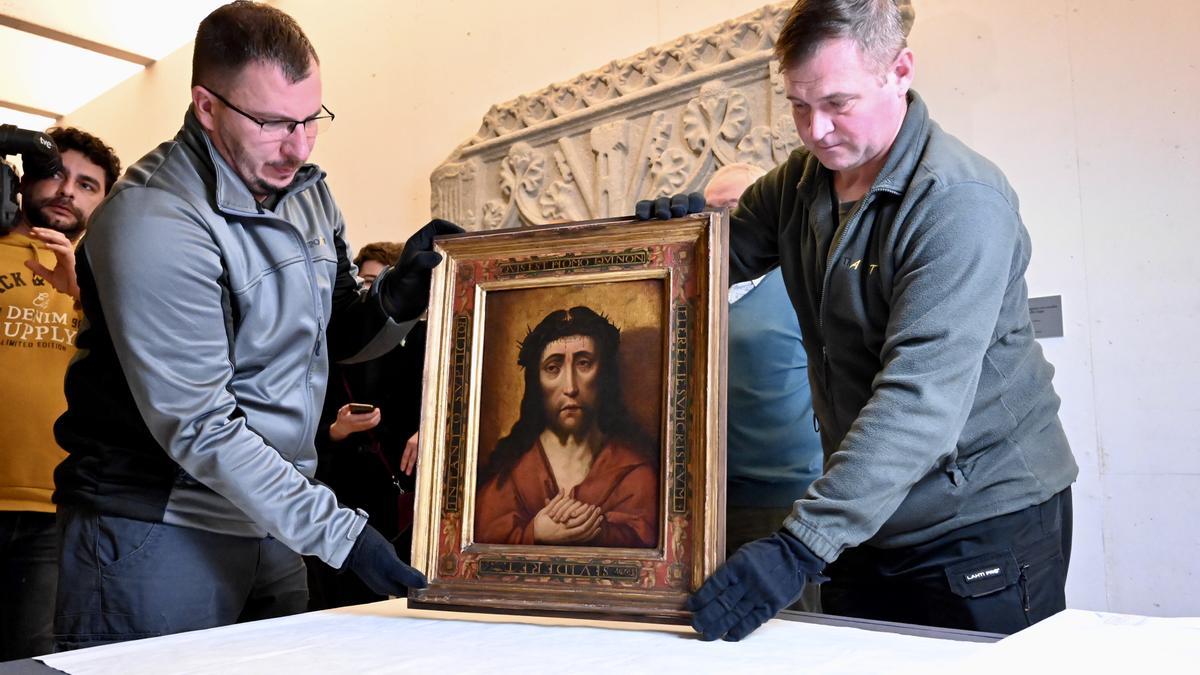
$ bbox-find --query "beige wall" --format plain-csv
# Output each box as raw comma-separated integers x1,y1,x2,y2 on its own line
62,0,1200,616
64,0,773,244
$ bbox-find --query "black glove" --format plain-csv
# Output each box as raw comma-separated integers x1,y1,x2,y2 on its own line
634,192,706,220
377,219,465,321
685,529,827,641
342,523,428,596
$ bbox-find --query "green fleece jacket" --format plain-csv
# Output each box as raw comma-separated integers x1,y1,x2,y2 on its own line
729,90,1077,562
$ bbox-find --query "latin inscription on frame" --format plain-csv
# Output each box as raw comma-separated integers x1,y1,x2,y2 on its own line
671,302,691,515
496,248,651,276
443,314,471,513
478,559,641,581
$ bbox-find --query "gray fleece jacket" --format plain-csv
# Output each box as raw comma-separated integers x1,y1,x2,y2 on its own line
729,90,1078,562
55,109,411,567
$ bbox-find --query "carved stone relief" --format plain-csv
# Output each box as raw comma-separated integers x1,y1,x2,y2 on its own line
432,1,915,230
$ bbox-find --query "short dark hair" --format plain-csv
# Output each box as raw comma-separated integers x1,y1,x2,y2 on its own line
484,306,634,487
774,0,906,72
47,127,121,193
192,1,318,89
353,241,403,268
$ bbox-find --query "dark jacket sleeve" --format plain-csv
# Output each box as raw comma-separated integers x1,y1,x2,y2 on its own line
728,156,795,284
325,214,416,364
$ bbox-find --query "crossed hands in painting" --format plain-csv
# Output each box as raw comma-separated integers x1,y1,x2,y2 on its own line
532,489,603,544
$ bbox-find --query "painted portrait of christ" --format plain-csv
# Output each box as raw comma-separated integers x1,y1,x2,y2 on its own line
472,279,664,549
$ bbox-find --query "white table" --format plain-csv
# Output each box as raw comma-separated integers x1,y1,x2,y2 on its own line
15,603,1199,675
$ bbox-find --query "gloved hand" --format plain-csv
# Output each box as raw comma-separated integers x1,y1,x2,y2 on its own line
377,219,465,321
342,523,428,596
685,529,827,641
634,192,706,220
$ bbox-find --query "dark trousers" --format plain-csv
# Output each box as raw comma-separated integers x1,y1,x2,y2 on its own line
821,488,1072,635
0,512,58,660
54,505,308,652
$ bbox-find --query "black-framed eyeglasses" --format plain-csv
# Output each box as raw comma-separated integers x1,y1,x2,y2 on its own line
202,86,335,139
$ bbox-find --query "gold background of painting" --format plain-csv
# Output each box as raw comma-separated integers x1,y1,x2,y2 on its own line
475,277,666,471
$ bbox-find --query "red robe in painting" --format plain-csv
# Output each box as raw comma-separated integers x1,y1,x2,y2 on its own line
475,438,658,548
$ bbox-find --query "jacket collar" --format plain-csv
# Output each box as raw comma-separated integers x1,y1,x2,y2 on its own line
796,89,931,200
177,106,324,216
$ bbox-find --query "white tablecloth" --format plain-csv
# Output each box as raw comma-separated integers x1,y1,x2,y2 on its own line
37,599,984,675
37,602,1200,675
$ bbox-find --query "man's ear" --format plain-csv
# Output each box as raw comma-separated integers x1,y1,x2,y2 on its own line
890,47,915,96
192,85,219,132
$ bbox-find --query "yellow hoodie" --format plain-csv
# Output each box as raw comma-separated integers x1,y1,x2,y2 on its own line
0,231,79,512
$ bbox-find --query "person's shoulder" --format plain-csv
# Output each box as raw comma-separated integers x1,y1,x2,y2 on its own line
0,230,30,248
913,121,1018,209
760,147,816,191
92,139,210,227
111,137,193,194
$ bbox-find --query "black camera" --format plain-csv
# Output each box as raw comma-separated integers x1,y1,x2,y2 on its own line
1,124,63,230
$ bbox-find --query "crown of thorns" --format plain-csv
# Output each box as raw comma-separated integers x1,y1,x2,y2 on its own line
516,306,620,369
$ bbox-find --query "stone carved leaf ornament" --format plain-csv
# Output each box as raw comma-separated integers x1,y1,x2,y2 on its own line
517,94,552,127
482,200,505,229
724,17,770,58
648,46,688,83
773,116,800,158
539,148,582,222
498,142,545,202
735,126,776,169
491,142,550,228
538,182,568,221
649,148,690,196
682,87,751,166
612,57,649,95
547,82,581,118
437,2,868,228
687,33,724,67
580,72,616,106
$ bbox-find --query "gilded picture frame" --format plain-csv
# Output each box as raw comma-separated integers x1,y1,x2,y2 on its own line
409,212,727,622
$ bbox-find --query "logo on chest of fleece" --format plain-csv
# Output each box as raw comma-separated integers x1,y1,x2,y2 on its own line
841,257,879,276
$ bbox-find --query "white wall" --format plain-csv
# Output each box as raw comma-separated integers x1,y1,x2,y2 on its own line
61,0,1200,616
910,0,1200,615
1064,0,1199,616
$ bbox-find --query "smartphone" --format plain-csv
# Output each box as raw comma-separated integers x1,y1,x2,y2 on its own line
347,403,376,414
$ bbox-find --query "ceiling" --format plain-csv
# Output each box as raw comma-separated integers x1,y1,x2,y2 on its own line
0,0,227,132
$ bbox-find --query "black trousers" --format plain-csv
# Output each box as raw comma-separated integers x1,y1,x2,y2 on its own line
821,488,1072,635
0,512,57,660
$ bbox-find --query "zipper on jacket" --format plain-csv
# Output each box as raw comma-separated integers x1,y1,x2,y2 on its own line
816,191,873,429
286,222,327,456
817,193,871,332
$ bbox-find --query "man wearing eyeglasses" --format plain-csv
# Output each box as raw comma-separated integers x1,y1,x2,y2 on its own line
51,1,459,649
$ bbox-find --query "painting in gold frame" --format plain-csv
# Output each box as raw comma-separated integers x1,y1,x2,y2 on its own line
409,212,727,622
